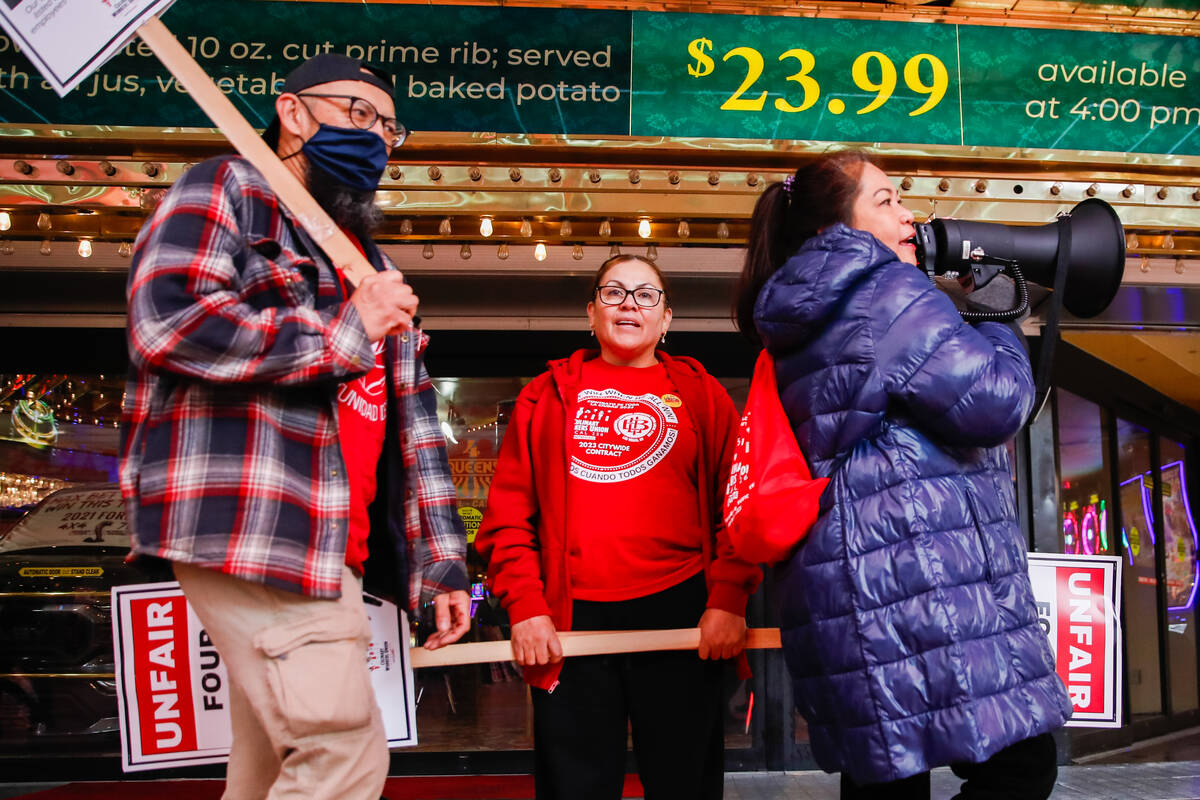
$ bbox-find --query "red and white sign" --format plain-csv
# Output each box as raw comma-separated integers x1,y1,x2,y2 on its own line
570,389,678,483
112,582,417,772
1027,553,1122,728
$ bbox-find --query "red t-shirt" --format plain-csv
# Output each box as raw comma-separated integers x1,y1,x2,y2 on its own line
567,358,705,601
334,231,388,573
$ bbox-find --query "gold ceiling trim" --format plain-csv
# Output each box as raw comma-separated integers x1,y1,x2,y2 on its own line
1,130,1197,257
2,127,1199,178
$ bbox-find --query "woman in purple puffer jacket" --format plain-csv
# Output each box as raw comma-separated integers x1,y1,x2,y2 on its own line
734,150,1072,800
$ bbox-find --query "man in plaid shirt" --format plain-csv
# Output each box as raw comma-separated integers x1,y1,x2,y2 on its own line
119,54,469,799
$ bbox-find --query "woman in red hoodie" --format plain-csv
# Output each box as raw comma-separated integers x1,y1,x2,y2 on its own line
475,255,761,800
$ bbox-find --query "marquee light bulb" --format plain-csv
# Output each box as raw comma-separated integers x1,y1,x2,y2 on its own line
422,243,434,260
77,239,92,258
533,242,547,262
637,218,651,239
479,217,493,237
0,212,10,231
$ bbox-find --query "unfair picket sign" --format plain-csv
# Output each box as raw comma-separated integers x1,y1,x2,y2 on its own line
111,582,417,772
1027,553,1122,728
111,553,1122,771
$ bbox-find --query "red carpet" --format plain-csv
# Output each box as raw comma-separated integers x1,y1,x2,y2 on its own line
10,775,645,799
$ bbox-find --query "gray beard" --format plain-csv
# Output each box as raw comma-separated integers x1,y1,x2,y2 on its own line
306,166,382,243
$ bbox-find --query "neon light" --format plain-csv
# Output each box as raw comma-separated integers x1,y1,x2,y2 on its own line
1119,464,1199,611
1098,501,1109,551
1081,506,1099,556
1063,510,1079,555
1160,460,1199,612
1120,472,1157,546
11,399,57,447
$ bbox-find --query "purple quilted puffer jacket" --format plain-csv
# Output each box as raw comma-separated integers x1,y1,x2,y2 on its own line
755,224,1071,785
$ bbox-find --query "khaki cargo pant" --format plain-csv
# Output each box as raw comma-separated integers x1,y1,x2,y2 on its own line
173,562,389,800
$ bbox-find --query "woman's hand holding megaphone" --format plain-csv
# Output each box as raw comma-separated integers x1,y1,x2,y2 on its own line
933,275,972,312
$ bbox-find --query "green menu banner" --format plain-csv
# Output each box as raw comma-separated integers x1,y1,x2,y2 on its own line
0,2,1195,157
632,14,963,146
631,11,1199,155
0,2,633,136
958,25,1198,155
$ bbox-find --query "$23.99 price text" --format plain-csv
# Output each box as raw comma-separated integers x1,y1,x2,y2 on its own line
686,38,949,117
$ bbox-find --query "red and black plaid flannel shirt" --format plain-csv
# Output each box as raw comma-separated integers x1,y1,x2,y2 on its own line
119,155,466,608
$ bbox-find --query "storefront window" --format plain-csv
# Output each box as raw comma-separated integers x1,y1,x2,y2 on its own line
2,370,767,760
1160,437,1199,713
0,373,125,753
1055,390,1115,557
1117,417,1163,717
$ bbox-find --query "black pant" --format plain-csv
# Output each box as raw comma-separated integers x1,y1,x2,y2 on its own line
532,573,725,800
839,732,1059,800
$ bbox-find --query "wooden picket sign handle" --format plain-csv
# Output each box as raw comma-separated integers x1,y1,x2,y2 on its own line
409,627,782,669
135,17,377,287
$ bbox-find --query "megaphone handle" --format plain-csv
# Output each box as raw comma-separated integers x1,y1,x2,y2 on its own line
1030,219,1072,421
958,268,1029,323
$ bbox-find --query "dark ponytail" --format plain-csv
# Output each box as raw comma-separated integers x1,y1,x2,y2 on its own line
733,149,878,343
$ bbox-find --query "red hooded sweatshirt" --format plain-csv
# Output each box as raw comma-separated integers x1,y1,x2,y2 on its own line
475,349,761,690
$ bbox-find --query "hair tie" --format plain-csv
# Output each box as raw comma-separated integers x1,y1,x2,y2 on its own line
782,175,795,193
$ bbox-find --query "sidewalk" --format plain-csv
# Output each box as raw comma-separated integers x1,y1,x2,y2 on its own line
2,765,1200,800
726,763,1200,799
6,729,1200,800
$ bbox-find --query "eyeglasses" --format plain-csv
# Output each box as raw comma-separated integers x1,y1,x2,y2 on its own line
297,93,408,148
595,284,666,308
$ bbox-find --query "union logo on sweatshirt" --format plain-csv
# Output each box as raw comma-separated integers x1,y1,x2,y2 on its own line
570,389,678,483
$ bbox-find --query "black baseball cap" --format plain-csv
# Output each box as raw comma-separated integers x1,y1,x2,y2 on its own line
262,53,395,148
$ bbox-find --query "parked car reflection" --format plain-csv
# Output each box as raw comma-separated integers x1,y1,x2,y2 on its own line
0,483,169,749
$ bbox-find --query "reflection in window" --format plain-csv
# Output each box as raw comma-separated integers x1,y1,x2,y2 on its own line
424,377,532,752
1160,437,1198,713
1117,417,1162,716
0,374,122,534
1055,390,1114,556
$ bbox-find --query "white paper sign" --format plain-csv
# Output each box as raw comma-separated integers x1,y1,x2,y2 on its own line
111,581,417,772
1028,553,1123,728
0,0,175,96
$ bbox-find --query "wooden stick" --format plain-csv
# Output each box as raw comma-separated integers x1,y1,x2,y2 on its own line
135,17,376,286
409,627,782,669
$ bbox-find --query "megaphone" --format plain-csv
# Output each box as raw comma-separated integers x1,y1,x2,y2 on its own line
913,198,1126,319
